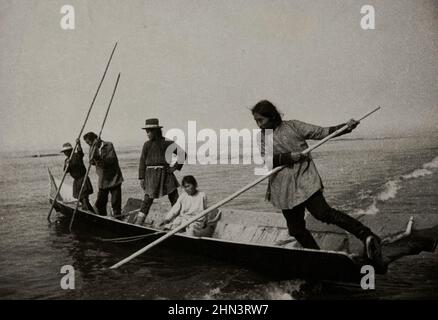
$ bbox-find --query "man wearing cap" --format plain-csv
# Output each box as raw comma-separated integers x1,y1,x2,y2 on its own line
136,118,186,225
83,132,124,218
61,139,95,212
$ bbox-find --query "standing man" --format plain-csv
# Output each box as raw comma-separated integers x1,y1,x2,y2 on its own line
83,132,124,218
136,118,186,225
60,139,94,212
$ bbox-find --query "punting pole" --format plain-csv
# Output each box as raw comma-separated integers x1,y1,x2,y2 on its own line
109,106,381,269
69,73,121,232
47,42,118,223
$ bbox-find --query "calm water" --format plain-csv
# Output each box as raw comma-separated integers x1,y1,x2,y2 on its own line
1,135,438,299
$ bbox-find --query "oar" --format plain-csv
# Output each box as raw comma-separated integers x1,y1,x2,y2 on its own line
47,42,118,223
69,73,121,232
109,106,381,269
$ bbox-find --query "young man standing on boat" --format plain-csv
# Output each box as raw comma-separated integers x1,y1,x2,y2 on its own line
83,132,124,218
136,118,186,225
60,140,95,213
251,100,384,270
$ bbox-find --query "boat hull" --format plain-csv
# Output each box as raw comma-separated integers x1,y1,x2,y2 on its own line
50,199,362,283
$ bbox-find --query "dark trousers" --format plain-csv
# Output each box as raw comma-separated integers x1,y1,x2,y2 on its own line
282,191,374,249
81,195,95,214
140,189,179,217
95,184,122,217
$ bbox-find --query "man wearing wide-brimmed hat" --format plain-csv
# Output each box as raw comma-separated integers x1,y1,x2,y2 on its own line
60,139,94,212
136,118,186,225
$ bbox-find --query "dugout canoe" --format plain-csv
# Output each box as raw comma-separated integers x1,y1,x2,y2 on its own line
47,170,438,283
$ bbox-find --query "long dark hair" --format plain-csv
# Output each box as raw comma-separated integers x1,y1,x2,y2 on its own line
147,128,163,140
155,128,163,138
251,100,283,127
182,175,198,188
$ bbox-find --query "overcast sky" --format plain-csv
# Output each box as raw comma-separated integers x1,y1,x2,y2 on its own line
0,0,437,152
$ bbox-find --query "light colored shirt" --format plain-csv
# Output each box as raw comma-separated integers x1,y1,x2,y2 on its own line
165,191,208,227
260,120,331,209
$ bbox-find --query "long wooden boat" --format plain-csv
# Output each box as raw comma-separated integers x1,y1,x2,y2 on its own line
47,170,438,283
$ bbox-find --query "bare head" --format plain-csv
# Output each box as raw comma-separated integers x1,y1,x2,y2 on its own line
83,132,98,146
251,100,283,130
182,175,198,196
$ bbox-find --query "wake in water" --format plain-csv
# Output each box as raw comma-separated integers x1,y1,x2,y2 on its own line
355,156,438,215
201,280,301,300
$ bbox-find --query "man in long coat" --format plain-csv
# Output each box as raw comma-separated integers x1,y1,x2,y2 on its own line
83,131,124,217
136,118,186,225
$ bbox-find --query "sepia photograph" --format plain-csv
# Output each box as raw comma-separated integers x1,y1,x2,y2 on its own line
0,0,437,305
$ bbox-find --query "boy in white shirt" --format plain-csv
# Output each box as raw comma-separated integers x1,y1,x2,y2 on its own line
161,176,220,237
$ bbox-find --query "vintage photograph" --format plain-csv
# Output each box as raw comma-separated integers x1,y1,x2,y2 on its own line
0,0,437,301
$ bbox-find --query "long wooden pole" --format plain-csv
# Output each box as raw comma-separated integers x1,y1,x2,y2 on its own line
109,106,381,269
69,73,121,232
47,42,118,223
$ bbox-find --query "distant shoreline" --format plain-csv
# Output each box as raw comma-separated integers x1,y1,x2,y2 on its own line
29,153,61,158
1,132,437,158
